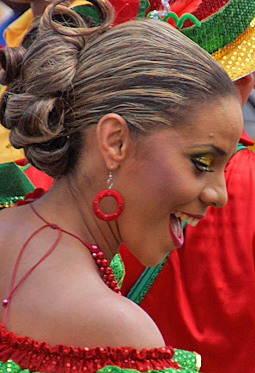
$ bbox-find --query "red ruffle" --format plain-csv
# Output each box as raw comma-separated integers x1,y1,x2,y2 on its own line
16,188,46,206
0,324,180,372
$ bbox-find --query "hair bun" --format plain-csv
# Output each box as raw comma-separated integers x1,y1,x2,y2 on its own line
0,46,26,86
5,94,66,144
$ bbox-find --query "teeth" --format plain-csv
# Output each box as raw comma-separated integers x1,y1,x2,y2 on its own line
174,212,199,227
181,213,189,221
174,211,182,218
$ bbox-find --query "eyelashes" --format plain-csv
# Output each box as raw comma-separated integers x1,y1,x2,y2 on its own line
191,154,214,173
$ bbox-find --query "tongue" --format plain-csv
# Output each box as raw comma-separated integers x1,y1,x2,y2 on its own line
169,214,184,248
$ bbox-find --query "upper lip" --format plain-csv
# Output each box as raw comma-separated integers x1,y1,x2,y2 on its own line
175,211,205,219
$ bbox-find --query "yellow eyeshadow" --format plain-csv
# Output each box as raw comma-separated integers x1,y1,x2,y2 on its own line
197,154,214,166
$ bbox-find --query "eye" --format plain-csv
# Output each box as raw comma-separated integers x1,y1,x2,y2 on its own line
191,154,214,173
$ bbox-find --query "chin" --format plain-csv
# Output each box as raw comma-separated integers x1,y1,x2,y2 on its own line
125,239,176,267
137,249,173,268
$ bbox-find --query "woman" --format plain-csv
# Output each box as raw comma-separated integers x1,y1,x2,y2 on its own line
0,0,243,372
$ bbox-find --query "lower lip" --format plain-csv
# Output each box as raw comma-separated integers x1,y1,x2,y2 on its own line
169,216,184,248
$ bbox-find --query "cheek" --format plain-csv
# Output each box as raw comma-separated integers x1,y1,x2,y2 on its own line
135,161,192,207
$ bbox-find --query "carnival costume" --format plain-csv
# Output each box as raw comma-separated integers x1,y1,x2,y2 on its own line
0,1,253,372
0,188,201,373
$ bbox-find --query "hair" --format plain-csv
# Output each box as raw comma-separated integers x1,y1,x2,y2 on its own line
0,0,237,178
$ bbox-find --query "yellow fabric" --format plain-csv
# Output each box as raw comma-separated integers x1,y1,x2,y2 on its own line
213,17,255,81
4,9,33,48
0,125,24,163
0,0,89,163
0,84,24,162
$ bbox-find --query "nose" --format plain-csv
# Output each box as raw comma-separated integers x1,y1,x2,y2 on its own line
199,173,228,208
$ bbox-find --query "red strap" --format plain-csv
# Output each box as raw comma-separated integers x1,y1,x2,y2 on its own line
2,204,91,326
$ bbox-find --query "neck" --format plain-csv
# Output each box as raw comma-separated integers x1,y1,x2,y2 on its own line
31,0,48,18
33,180,122,262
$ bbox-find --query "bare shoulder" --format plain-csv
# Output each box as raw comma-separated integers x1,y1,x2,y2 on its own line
0,205,33,255
0,207,23,254
0,208,165,350
0,205,31,230
71,287,165,349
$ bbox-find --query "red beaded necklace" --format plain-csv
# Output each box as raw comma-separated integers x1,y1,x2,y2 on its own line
89,244,121,294
2,200,121,326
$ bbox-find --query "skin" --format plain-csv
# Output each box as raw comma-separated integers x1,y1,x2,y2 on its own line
1,0,49,17
1,0,29,13
234,72,255,107
0,96,243,348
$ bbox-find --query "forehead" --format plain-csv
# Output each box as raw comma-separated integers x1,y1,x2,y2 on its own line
132,95,243,163
182,96,243,146
136,96,243,159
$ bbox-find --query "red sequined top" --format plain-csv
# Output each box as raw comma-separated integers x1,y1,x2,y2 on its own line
0,324,180,372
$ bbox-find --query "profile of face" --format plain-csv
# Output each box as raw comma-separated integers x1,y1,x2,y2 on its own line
112,96,243,267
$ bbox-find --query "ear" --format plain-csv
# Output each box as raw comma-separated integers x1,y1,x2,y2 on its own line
96,113,131,169
234,72,255,107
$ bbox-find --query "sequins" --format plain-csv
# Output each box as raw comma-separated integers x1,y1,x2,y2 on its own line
173,349,201,371
214,21,255,80
181,0,255,53
0,360,40,373
0,356,201,373
179,0,255,80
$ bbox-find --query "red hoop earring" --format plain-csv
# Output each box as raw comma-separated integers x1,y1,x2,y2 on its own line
92,170,124,221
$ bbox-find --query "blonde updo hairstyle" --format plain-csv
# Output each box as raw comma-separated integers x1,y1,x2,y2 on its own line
0,0,236,178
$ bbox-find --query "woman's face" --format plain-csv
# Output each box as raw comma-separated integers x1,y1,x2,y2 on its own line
116,96,243,266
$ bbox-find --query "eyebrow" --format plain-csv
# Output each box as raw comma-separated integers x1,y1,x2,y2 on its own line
189,144,226,156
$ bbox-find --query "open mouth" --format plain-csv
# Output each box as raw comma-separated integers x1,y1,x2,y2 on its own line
174,211,200,227
169,214,184,248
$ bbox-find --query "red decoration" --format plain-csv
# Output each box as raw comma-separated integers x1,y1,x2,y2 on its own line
167,0,202,27
149,0,228,27
92,188,124,221
147,0,163,13
16,187,46,206
110,0,140,26
147,0,228,18
89,244,121,294
170,0,202,15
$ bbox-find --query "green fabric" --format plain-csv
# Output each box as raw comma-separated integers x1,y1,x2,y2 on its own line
136,0,150,18
126,254,168,304
110,253,125,288
181,0,255,54
72,4,101,25
20,163,31,172
0,162,35,205
236,142,247,152
0,360,39,373
172,349,200,371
